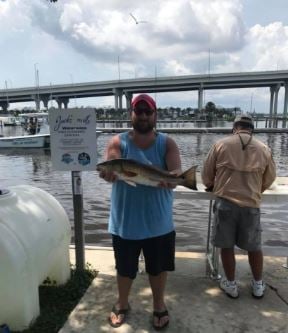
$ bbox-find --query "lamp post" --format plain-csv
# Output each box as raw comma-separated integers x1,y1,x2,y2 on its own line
34,63,40,111
70,74,77,107
154,65,157,103
49,82,54,108
208,48,211,76
117,55,121,81
250,93,254,113
4,80,9,107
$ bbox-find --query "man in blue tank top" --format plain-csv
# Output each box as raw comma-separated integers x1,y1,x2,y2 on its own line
99,94,182,330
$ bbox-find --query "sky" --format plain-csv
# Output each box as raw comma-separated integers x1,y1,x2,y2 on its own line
1,0,288,113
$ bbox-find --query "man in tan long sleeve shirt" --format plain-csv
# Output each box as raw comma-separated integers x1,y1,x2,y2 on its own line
202,114,276,299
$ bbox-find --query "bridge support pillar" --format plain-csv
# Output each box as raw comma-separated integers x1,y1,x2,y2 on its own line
273,84,281,128
114,94,118,110
198,86,204,113
269,86,275,128
125,92,133,110
0,101,9,112
63,98,69,109
283,83,288,128
40,94,50,110
56,97,69,109
113,88,123,111
32,94,41,111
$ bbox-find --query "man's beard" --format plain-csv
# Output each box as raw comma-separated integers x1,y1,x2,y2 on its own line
132,119,155,134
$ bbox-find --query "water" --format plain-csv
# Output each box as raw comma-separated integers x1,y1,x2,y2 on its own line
1,123,288,254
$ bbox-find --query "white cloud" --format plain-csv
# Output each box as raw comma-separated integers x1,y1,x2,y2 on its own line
163,60,191,75
0,0,288,111
0,0,30,34
245,22,288,71
23,0,247,71
60,3,83,32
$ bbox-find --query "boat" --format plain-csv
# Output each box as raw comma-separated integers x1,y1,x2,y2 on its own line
0,132,102,149
0,133,50,149
0,113,50,148
0,116,21,127
20,113,49,135
0,112,102,149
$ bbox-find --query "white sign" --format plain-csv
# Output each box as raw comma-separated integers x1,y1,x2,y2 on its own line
49,108,97,171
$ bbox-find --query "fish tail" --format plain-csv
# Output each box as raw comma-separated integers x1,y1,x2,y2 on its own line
181,165,198,190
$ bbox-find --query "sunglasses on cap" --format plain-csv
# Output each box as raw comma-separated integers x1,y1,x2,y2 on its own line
133,108,155,116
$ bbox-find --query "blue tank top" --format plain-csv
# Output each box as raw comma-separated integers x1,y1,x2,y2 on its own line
108,131,174,240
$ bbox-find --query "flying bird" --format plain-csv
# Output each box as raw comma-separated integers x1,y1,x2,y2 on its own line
130,13,148,25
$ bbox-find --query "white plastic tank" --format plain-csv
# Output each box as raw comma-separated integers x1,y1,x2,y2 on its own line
0,185,71,331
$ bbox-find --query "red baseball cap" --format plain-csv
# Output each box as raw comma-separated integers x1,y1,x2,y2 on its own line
131,94,157,111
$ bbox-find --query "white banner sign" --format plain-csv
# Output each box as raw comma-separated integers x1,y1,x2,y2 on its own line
49,108,97,171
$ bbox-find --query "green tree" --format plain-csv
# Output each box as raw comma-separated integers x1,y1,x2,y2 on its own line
205,101,216,113
205,101,216,121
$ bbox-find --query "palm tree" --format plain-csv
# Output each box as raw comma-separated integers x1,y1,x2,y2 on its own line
205,101,216,121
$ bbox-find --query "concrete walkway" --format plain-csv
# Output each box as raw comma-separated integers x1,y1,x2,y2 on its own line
59,248,288,333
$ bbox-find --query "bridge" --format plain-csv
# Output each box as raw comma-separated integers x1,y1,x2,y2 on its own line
0,70,288,122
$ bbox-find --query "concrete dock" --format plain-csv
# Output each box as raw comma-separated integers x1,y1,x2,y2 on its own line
59,247,288,333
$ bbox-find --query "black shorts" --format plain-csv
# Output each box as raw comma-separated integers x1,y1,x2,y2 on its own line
112,231,176,279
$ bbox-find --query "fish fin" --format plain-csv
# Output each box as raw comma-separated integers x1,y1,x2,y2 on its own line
123,170,137,177
181,165,198,190
124,180,137,187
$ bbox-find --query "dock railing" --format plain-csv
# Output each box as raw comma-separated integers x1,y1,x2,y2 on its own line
174,183,288,279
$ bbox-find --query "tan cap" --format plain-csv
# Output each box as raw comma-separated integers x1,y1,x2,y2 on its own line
233,114,254,129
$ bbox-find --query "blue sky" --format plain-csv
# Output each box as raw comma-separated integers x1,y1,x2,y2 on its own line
1,0,288,113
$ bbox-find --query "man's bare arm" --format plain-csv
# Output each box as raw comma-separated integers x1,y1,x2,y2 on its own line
165,136,182,173
159,136,182,188
100,135,121,182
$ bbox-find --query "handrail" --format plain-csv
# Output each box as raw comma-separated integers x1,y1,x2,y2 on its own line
174,183,288,278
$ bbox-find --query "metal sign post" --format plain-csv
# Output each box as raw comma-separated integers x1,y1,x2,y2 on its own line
49,108,97,272
205,199,221,280
72,170,85,270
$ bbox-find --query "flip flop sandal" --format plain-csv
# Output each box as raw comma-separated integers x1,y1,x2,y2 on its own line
152,309,169,331
108,304,131,328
